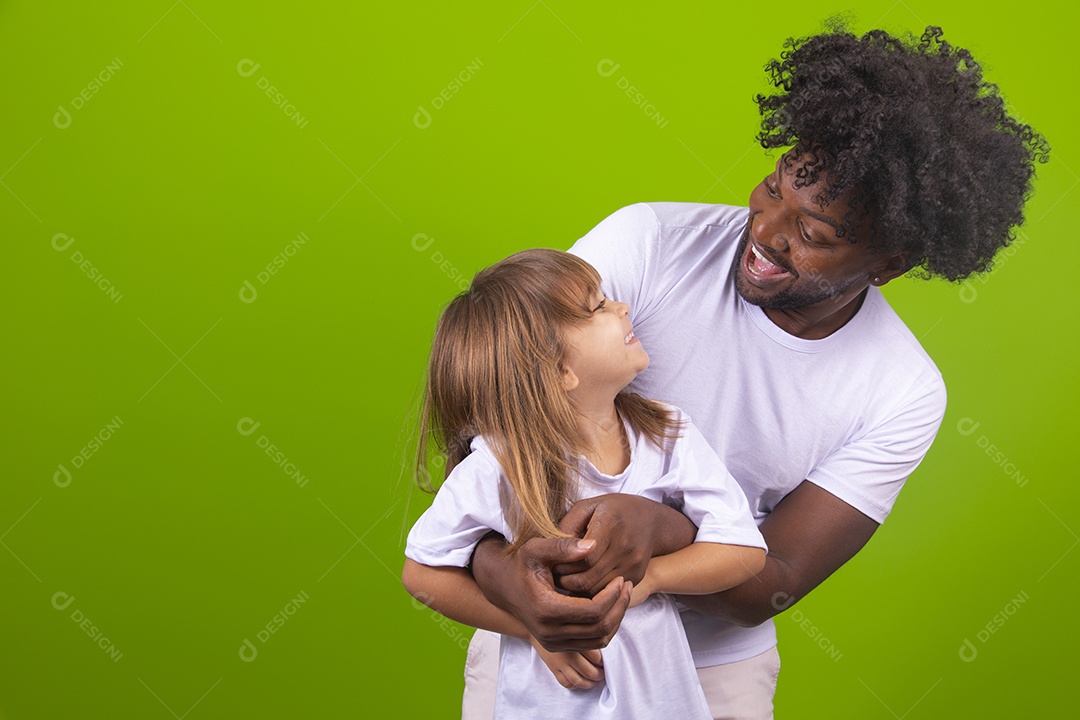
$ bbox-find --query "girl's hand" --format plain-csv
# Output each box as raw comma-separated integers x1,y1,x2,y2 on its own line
529,637,605,690
629,574,653,608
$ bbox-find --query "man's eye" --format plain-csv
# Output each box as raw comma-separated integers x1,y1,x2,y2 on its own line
799,222,822,247
765,179,780,199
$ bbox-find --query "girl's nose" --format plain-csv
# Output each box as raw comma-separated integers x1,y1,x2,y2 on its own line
613,300,630,316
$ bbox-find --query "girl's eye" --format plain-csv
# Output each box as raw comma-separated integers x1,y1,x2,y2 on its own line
593,299,606,312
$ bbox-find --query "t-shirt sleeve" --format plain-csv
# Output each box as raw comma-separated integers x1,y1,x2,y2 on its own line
806,369,947,524
661,414,767,551
567,203,661,322
404,447,514,568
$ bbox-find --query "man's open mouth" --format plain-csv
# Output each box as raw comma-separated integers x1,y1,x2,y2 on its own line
745,240,794,283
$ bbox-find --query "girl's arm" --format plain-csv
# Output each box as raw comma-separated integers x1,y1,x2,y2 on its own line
630,542,766,606
402,557,530,639
402,558,605,689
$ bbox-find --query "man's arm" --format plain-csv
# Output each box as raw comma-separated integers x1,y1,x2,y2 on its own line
473,482,876,647
676,371,944,624
677,480,878,626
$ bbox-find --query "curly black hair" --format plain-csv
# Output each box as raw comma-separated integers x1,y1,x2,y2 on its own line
755,20,1049,281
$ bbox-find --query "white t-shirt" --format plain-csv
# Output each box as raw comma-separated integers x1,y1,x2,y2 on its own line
406,407,766,720
569,202,947,667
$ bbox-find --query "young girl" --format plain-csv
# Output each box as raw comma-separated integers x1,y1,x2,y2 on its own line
402,249,766,719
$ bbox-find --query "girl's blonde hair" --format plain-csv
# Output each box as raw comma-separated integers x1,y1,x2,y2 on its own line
415,248,681,550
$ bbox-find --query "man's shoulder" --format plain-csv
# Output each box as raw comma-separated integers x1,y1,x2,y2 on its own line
863,292,940,365
608,202,748,233
580,203,747,271
855,291,947,404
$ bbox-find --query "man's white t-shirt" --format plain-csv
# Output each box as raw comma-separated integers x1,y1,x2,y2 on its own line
569,202,947,667
406,407,767,719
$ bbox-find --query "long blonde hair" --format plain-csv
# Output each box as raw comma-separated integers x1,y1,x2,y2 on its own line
415,249,681,549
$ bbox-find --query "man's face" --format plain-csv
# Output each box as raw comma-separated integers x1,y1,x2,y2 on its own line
734,154,880,310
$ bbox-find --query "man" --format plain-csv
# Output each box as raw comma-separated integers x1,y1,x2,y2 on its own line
464,22,1047,719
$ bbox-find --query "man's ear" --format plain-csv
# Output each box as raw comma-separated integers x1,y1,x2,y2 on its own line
870,252,910,287
561,365,579,392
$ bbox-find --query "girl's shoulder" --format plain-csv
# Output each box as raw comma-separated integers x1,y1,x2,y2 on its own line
649,399,688,419
443,435,503,482
464,435,499,466
625,398,692,438
626,397,691,459
427,435,508,504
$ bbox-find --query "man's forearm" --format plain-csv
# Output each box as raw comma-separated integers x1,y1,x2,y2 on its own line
648,501,698,557
470,532,515,612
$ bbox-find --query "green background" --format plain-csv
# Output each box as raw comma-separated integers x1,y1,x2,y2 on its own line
2,0,1076,717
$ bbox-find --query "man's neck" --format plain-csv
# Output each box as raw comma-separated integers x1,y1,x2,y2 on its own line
764,287,869,340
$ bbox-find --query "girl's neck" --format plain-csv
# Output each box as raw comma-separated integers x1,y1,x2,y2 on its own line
574,397,630,476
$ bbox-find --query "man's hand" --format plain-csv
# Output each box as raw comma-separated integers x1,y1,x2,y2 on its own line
552,494,698,597
471,532,633,652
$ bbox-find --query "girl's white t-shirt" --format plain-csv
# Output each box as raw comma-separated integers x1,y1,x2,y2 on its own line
406,407,766,720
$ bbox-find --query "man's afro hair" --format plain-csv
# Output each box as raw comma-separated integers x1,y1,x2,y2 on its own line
755,20,1050,281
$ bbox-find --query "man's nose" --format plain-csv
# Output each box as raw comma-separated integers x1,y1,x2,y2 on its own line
752,214,789,253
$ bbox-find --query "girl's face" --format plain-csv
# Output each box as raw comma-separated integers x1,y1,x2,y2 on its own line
560,290,649,397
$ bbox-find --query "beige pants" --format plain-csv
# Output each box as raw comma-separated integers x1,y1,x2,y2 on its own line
462,629,780,720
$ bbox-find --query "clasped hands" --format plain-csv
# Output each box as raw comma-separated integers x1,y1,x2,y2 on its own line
472,494,690,689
